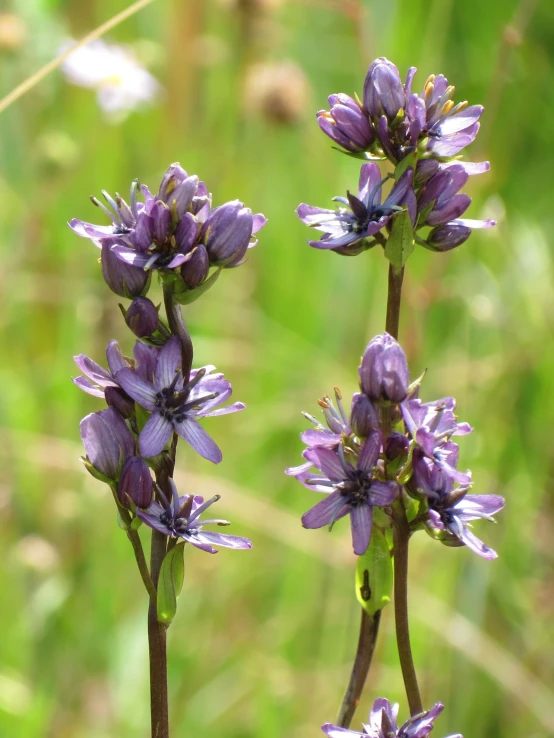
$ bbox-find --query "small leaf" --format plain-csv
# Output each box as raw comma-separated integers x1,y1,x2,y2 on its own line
157,544,185,625
355,528,393,615
394,152,416,180
116,511,128,530
384,209,414,273
173,269,221,305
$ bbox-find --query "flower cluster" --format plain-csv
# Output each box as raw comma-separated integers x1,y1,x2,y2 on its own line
297,57,494,256
72,161,263,557
287,333,503,559
322,698,462,738
70,162,266,298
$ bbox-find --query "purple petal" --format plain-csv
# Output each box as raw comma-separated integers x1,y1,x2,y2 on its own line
296,204,338,226
174,418,222,463
115,368,157,410
189,530,252,551
72,376,106,397
155,336,182,389
139,412,174,457
73,354,113,386
301,490,350,529
106,340,127,374
285,461,312,476
427,194,471,226
439,105,483,135
456,494,504,519
450,217,496,229
350,504,372,555
306,447,345,482
459,527,498,560
415,427,437,456
252,213,267,233
69,219,117,241
385,167,414,208
300,429,341,448
358,162,382,207
357,430,382,472
369,480,397,506
111,245,153,268
203,401,246,418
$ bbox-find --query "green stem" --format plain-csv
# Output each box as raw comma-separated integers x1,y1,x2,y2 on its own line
336,610,381,727
392,502,423,716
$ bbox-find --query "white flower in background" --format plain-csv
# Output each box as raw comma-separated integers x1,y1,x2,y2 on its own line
60,38,161,118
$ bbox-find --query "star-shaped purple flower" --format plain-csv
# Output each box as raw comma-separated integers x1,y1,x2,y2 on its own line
115,336,244,462
322,697,462,738
296,163,414,254
411,448,504,560
137,478,252,554
287,430,397,555
401,396,472,484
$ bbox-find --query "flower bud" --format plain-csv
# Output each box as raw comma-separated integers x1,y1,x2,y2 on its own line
181,244,210,288
384,432,409,461
125,297,159,338
157,162,188,202
359,333,409,404
203,200,254,267
105,386,135,418
363,57,405,120
427,224,471,252
118,456,153,508
317,94,374,153
80,407,135,481
101,241,149,298
350,392,378,437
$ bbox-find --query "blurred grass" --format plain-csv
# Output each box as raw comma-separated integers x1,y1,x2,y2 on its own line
0,0,554,736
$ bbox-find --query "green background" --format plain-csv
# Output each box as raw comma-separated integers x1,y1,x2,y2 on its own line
0,0,553,736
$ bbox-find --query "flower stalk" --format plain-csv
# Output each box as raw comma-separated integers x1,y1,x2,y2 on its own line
336,610,381,728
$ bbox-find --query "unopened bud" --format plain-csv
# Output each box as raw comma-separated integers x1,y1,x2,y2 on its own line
359,333,409,404
125,297,159,338
118,456,153,509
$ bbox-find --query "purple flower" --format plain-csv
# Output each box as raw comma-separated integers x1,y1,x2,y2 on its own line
202,200,267,267
118,455,154,508
359,332,409,404
317,94,374,153
322,698,462,738
137,478,252,553
416,163,495,250
419,74,483,158
115,336,244,461
70,163,206,271
125,297,159,338
411,449,504,559
100,240,150,297
73,339,159,399
363,58,406,120
401,397,472,484
287,431,397,555
296,163,414,253
80,407,135,481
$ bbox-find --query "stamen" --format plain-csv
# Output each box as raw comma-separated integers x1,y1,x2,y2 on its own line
90,196,119,225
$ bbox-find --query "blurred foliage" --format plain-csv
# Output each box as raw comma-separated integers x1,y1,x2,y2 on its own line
0,0,554,736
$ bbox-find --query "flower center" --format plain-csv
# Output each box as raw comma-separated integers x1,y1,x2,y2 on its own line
338,469,373,506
